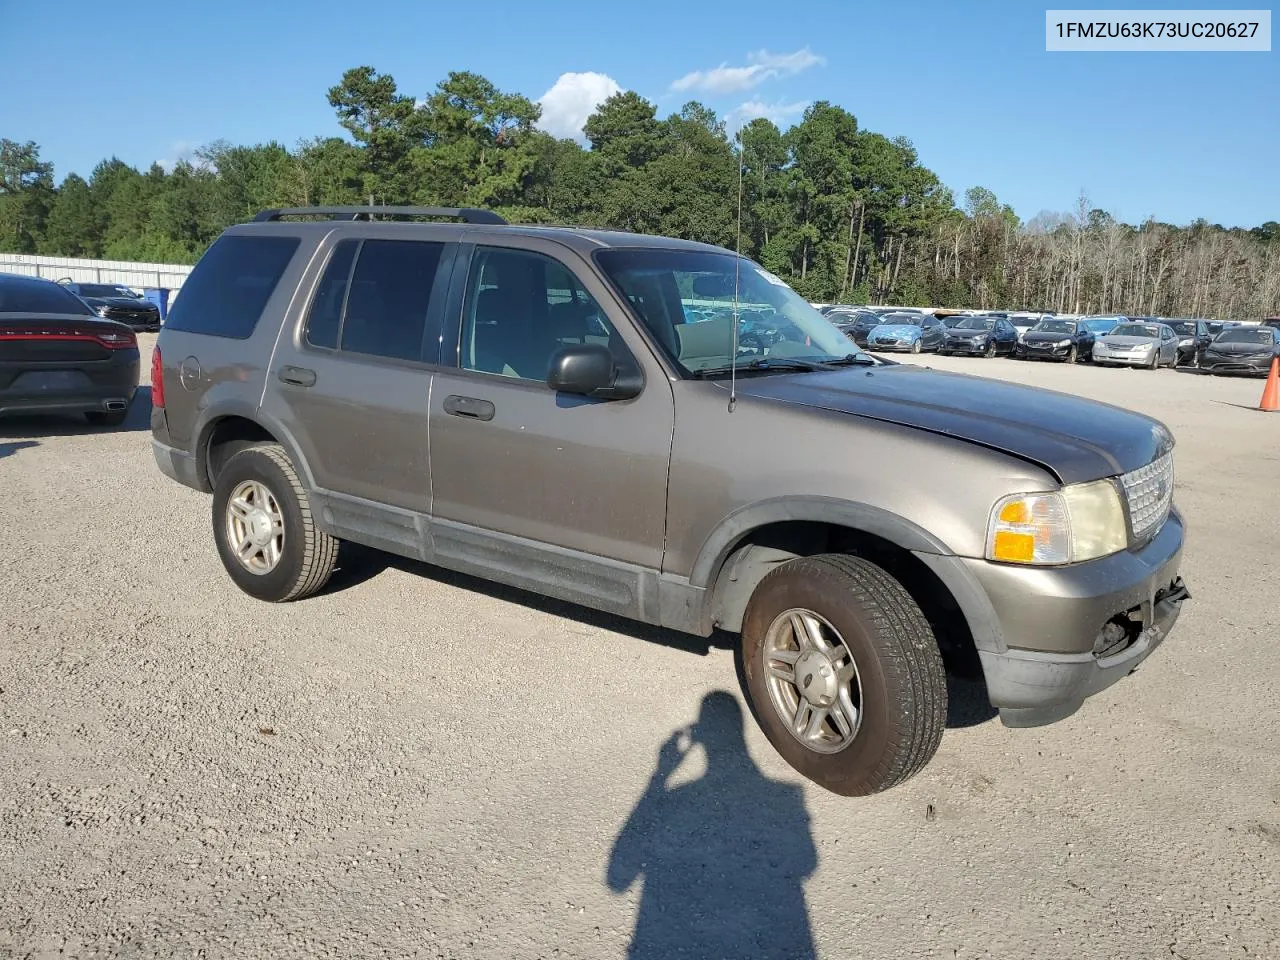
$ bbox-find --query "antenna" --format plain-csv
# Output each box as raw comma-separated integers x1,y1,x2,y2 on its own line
729,151,745,414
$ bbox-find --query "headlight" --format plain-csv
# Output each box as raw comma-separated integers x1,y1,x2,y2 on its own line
987,479,1128,565
1056,338,1072,347
1179,338,1193,347
1017,333,1026,343
94,304,111,317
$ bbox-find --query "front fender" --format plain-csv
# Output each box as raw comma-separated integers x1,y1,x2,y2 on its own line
688,496,955,589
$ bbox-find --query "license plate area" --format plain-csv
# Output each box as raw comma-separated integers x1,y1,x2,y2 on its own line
11,370,94,392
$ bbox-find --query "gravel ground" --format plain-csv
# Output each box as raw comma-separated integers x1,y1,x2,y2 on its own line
1,337,1277,959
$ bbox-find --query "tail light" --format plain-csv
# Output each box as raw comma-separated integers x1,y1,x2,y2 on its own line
0,324,137,349
151,344,165,409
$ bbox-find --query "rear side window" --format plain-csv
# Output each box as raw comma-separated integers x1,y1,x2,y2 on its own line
301,238,444,362
341,240,443,362
0,277,93,315
164,234,299,339
304,240,357,349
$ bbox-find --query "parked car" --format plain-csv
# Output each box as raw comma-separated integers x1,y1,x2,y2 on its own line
831,309,888,347
939,314,1018,357
0,272,139,425
1092,321,1179,369
1014,318,1096,363
150,205,1190,797
1198,325,1280,376
1261,317,1280,330
864,312,947,353
1080,317,1120,338
1164,319,1213,366
1009,315,1039,335
58,280,162,331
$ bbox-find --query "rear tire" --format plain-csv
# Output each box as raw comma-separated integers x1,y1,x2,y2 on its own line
85,410,127,427
740,554,947,796
211,442,338,602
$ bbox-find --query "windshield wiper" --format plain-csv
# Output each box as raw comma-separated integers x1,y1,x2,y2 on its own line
823,353,877,366
691,357,829,378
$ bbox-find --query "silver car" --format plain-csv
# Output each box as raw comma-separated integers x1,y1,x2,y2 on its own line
1092,321,1179,369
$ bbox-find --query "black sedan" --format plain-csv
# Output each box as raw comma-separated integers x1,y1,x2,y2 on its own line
58,280,162,331
1014,317,1095,363
0,272,139,426
831,309,888,347
1198,325,1280,376
1164,319,1213,366
938,315,1018,357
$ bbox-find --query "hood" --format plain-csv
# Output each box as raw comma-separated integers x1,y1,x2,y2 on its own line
730,365,1171,484
1098,335,1156,348
1206,340,1275,356
870,324,921,339
1021,330,1073,343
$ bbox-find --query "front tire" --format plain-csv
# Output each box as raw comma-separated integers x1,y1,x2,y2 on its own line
910,340,922,354
741,554,947,796
1067,345,1078,364
212,443,339,602
984,340,996,359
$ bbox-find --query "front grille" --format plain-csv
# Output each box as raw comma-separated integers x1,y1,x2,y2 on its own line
1119,452,1174,542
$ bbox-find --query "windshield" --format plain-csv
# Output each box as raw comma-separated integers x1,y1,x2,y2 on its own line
76,283,138,298
879,313,923,326
1033,319,1077,334
1082,319,1117,333
1110,324,1161,338
595,249,862,374
0,276,94,315
1167,321,1195,335
1217,328,1273,344
953,317,994,331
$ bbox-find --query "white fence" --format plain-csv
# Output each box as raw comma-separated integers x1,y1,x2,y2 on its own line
0,253,192,292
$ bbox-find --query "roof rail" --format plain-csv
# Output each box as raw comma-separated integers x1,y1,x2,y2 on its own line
252,205,508,225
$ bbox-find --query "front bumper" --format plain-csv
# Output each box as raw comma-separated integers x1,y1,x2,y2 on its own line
1093,351,1154,367
1199,354,1273,376
1016,342,1072,360
866,341,921,352
943,340,988,354
922,508,1188,728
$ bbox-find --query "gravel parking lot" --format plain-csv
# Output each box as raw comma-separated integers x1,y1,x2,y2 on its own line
2,335,1277,960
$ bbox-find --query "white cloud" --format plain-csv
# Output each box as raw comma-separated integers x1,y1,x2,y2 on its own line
670,48,824,95
727,98,810,132
157,140,201,172
536,71,623,142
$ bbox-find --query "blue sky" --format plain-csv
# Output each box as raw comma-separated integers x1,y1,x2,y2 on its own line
2,0,1276,227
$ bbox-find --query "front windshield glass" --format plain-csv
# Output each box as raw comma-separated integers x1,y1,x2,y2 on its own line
879,313,923,326
1034,319,1077,334
1111,323,1160,338
1167,321,1194,335
596,249,861,373
1082,319,1117,333
954,317,994,331
1218,328,1273,344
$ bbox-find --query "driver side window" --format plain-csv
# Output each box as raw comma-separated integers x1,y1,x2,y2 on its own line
459,247,619,382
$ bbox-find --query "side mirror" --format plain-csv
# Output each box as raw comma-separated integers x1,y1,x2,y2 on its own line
547,343,642,400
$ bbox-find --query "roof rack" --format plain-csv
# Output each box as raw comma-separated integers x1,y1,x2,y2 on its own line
252,205,508,225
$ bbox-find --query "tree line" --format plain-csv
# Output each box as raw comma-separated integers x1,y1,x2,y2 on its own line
2,66,1277,318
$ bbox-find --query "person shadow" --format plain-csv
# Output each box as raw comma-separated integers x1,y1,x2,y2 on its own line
607,691,817,960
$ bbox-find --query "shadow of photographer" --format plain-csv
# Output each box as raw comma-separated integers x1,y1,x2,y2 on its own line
607,691,817,959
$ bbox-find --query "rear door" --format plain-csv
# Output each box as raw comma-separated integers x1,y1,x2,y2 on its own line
261,227,455,520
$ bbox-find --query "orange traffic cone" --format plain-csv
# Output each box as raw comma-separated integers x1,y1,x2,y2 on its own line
1261,356,1280,412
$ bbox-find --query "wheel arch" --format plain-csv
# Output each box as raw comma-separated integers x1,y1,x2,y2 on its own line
194,404,315,493
693,498,1003,671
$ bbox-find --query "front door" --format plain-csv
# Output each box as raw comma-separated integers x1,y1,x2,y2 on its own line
427,240,674,572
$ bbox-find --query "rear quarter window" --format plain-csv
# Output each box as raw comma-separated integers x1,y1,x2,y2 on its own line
164,234,300,339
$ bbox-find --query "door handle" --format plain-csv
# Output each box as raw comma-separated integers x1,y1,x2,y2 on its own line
278,366,317,387
443,395,495,421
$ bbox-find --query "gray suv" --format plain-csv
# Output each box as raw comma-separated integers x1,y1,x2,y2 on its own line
151,206,1190,796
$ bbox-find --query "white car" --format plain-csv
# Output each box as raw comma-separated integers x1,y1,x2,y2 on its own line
1092,321,1180,369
